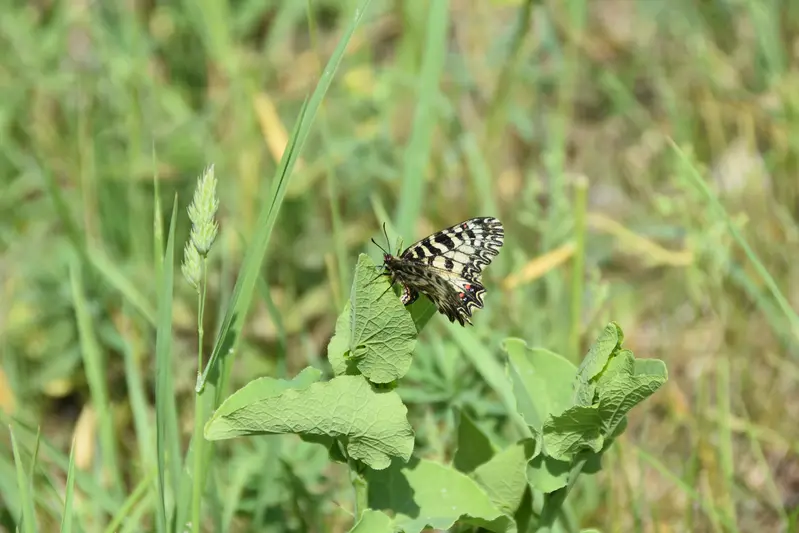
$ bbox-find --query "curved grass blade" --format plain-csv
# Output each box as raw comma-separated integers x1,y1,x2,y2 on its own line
154,196,181,532
10,424,38,533
394,0,449,238
60,439,77,533
196,0,375,392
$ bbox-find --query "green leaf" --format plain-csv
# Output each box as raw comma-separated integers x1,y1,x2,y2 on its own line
504,338,577,433
472,440,535,515
542,404,605,461
596,351,667,437
349,254,417,383
527,453,570,493
205,374,413,470
406,296,437,332
543,346,667,462
453,409,497,473
209,367,323,419
514,486,534,533
573,322,624,406
327,300,352,376
368,457,513,533
349,509,394,533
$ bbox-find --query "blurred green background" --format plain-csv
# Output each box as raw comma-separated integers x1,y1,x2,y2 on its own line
2,0,799,531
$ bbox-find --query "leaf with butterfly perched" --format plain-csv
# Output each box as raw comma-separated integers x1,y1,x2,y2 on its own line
330,254,417,384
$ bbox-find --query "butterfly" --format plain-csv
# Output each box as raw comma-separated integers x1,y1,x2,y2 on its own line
373,217,505,326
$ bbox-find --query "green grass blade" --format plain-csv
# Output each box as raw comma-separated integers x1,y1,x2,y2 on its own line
88,250,157,325
70,260,122,497
0,412,122,515
10,424,37,533
482,0,534,154
394,0,449,238
196,0,374,391
569,177,588,362
448,327,530,438
153,148,165,281
637,447,735,531
461,133,499,217
115,322,156,477
37,160,85,256
103,469,157,533
186,5,375,525
154,196,181,532
59,439,76,533
669,139,799,340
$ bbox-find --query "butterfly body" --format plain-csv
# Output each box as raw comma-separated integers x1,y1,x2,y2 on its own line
381,217,504,326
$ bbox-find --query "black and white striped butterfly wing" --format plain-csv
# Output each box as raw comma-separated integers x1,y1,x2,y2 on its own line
392,217,504,326
400,217,504,282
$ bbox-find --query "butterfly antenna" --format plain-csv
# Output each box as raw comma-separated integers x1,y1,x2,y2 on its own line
370,237,389,256
382,223,392,255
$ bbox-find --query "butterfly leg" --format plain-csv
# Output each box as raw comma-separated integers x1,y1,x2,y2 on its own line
401,285,419,306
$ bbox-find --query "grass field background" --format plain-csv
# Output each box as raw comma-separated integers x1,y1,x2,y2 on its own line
2,0,799,531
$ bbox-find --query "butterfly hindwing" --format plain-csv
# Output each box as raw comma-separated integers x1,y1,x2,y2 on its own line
382,217,504,326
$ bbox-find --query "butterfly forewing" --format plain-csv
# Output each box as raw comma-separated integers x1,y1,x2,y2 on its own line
400,217,503,282
382,217,504,326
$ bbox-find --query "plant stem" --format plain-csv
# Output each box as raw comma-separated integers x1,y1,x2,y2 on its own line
349,459,368,523
190,259,209,532
536,455,588,532
570,176,588,363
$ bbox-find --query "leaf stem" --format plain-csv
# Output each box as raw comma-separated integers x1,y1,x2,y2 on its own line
349,459,369,522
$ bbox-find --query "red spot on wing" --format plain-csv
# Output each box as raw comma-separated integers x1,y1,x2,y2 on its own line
459,292,465,299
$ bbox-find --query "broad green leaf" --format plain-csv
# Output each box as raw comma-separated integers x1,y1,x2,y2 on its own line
368,457,513,533
527,453,570,493
210,367,323,419
542,405,605,461
514,486,533,533
596,351,667,437
472,440,535,515
407,296,437,332
504,338,577,432
349,509,394,533
205,374,413,470
543,348,667,462
574,322,624,406
350,254,417,383
453,409,497,473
